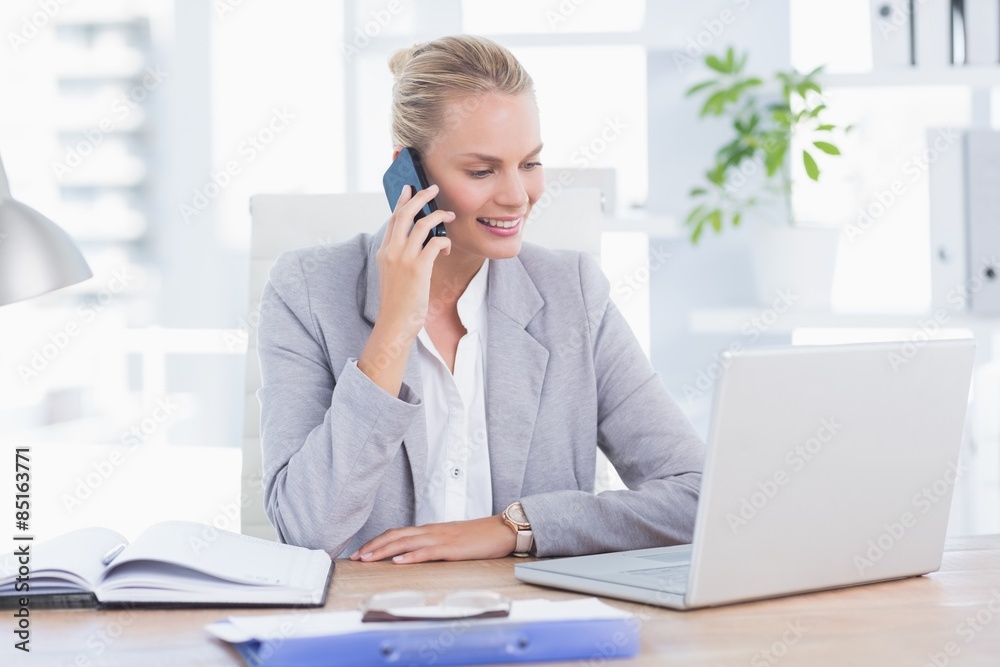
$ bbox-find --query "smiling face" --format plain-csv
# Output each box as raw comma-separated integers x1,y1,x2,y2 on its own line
415,91,544,263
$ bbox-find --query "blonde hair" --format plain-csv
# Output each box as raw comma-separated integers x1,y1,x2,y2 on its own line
388,35,535,153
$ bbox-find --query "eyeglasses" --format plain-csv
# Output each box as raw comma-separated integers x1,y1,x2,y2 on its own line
359,589,512,623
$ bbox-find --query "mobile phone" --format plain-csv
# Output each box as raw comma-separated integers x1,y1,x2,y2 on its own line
382,147,447,248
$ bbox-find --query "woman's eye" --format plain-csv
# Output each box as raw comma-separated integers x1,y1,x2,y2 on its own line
523,162,542,170
467,169,493,178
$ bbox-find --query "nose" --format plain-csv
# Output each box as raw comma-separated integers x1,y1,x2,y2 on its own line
494,169,529,210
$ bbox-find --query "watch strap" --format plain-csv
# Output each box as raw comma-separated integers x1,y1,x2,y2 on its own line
503,502,534,557
513,529,534,557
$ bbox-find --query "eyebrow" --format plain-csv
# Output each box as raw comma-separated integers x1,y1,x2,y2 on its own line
457,143,544,163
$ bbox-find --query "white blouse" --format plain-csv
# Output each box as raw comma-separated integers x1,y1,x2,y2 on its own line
414,259,493,525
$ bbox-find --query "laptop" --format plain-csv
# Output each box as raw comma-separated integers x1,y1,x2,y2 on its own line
515,339,976,610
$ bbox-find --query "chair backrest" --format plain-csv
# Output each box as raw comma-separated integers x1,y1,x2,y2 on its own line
242,184,606,539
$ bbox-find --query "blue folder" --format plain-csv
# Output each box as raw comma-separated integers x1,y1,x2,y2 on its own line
213,612,638,666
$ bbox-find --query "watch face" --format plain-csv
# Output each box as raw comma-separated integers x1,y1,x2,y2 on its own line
507,503,528,524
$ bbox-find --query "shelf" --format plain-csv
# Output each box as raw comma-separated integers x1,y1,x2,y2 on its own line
821,67,1000,88
56,62,149,82
689,307,1000,335
61,209,147,242
57,116,146,135
54,10,148,29
59,170,146,189
602,210,683,238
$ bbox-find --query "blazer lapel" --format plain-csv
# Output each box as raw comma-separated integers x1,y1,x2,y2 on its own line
486,257,548,513
360,226,428,519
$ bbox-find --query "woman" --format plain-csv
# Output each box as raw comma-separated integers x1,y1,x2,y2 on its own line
257,35,705,563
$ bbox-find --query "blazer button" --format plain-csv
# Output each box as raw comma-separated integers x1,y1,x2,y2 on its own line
450,467,461,479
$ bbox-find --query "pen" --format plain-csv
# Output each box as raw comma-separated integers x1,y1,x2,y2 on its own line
101,543,126,566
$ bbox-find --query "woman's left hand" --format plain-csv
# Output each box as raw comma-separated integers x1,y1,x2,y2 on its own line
349,515,517,564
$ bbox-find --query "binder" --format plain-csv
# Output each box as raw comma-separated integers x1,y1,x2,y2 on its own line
965,0,1000,65
928,128,968,310
965,129,1000,314
870,1,914,67
207,598,639,667
914,0,954,67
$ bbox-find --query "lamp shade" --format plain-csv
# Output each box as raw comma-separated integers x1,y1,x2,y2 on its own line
0,153,92,306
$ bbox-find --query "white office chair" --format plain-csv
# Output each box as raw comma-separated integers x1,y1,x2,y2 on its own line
241,183,611,540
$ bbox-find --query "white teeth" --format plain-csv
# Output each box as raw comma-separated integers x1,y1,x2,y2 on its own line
478,218,519,229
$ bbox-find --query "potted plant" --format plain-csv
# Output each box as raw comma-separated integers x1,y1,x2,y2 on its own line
684,47,851,310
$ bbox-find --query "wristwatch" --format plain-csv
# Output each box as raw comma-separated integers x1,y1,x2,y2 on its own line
502,502,534,557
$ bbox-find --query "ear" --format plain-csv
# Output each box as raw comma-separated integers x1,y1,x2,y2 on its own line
391,145,403,161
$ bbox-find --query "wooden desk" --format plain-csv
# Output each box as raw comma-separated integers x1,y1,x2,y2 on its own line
7,535,1000,666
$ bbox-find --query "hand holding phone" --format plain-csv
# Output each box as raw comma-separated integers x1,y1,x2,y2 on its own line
359,157,453,398
382,147,448,247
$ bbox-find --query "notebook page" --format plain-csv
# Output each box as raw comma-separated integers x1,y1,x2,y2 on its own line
100,521,329,590
96,561,324,604
0,527,127,594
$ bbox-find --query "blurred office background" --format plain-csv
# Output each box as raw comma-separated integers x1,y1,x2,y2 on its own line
1,0,998,540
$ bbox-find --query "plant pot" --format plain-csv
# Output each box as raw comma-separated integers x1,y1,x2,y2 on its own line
748,223,840,312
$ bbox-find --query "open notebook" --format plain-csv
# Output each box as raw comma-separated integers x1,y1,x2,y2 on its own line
0,521,332,609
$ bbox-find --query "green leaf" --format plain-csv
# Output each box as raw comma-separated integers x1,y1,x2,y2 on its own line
733,213,742,227
725,47,735,72
802,81,822,95
732,77,763,97
717,136,746,158
700,89,731,116
690,207,716,244
803,150,820,180
689,187,708,197
807,103,827,118
736,51,748,74
709,209,723,233
719,138,754,167
691,220,704,244
685,80,717,97
705,54,729,74
722,150,752,172
816,124,836,131
770,107,792,126
762,131,789,177
707,163,727,186
765,145,787,177
685,204,707,225
813,141,841,155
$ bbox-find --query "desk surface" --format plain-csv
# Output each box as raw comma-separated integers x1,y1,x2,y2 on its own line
8,535,1000,667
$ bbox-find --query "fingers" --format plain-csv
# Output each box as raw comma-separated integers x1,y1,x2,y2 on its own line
410,210,455,255
349,517,509,564
416,236,451,269
387,184,454,255
389,184,434,246
390,546,444,564
350,526,429,562
380,185,412,252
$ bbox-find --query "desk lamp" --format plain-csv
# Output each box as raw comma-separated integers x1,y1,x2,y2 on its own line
0,151,92,306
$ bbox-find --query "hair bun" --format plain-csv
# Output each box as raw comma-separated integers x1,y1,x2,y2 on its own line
388,43,423,80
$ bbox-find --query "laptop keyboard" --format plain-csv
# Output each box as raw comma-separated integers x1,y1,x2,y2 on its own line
624,565,690,594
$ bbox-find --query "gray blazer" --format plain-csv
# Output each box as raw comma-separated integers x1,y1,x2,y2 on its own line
257,224,705,558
